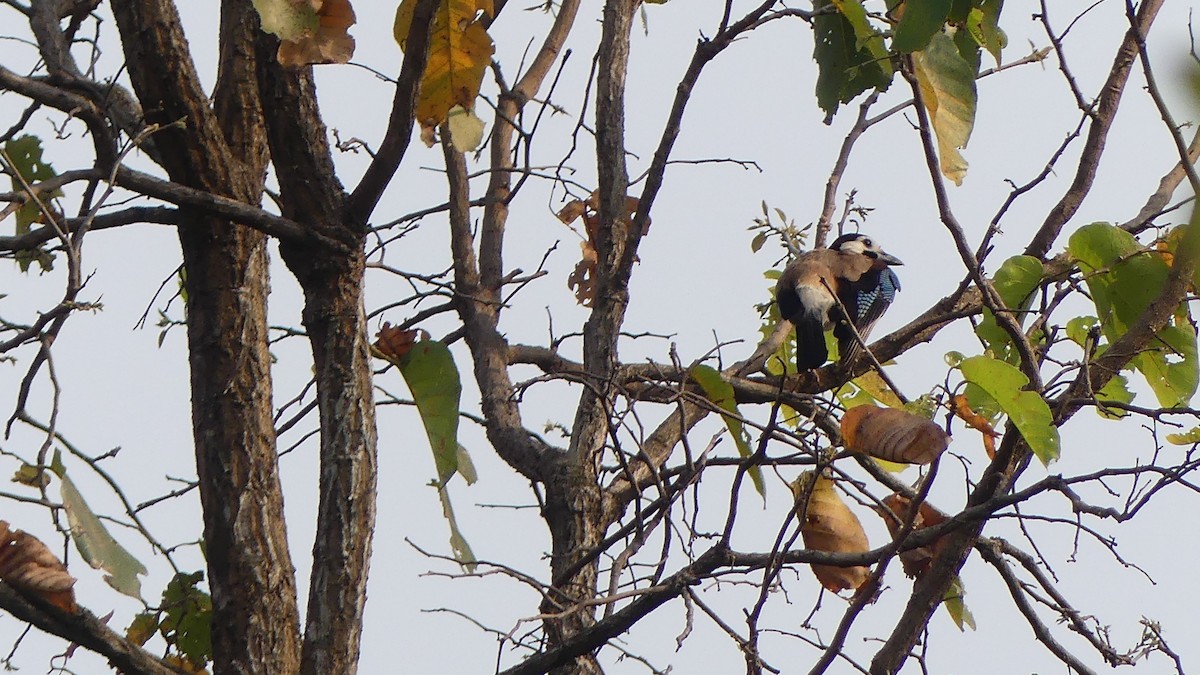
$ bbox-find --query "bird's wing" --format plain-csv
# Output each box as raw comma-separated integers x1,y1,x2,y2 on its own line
834,267,900,364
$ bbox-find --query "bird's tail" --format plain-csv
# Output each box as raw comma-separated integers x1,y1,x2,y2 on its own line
794,317,828,370
834,320,862,367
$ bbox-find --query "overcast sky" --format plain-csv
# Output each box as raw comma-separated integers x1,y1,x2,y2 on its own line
2,1,1200,673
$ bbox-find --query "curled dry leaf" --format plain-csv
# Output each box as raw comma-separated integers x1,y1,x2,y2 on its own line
274,0,356,67
566,241,599,307
873,493,950,578
374,323,423,363
841,405,950,465
951,394,999,459
0,521,77,612
791,472,871,593
557,190,650,307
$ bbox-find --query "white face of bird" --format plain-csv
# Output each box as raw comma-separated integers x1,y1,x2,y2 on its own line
834,234,903,266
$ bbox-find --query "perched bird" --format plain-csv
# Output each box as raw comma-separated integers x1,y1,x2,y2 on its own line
775,233,903,370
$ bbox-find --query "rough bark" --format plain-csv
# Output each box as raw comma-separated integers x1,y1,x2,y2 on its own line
528,2,639,672
254,34,376,675
109,2,301,672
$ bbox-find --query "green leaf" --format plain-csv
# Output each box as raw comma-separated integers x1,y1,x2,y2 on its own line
437,486,477,571
1069,223,1162,335
835,380,877,410
11,462,49,488
1132,323,1198,408
974,255,1043,361
964,7,987,45
56,462,148,599
5,135,59,273
1167,426,1200,445
947,0,972,22
892,0,953,53
951,22,982,73
750,231,767,253
977,0,1006,65
959,355,1060,464
904,394,940,420
159,572,213,668
943,574,976,630
911,31,977,186
962,381,1001,421
1065,315,1099,348
813,0,894,120
126,612,159,647
690,364,764,497
398,341,463,485
760,272,793,376
1069,222,1199,407
1094,374,1134,420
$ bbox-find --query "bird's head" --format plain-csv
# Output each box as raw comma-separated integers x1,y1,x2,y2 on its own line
830,233,903,267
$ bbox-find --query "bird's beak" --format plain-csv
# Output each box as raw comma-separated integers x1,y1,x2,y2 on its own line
879,251,903,266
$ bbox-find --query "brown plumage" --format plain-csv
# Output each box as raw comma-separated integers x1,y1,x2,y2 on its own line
775,234,902,370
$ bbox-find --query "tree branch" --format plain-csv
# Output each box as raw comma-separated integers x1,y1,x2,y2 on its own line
1023,0,1165,259
0,583,181,675
347,0,439,225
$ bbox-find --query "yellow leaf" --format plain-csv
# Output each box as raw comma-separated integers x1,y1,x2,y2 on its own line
395,0,495,133
912,32,977,186
853,370,904,408
792,472,871,593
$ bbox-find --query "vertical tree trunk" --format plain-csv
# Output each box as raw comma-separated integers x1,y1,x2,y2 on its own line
255,37,377,675
540,464,605,675
110,2,302,672
291,254,376,675
535,1,638,672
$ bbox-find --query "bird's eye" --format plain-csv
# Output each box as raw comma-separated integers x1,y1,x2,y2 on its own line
862,238,872,247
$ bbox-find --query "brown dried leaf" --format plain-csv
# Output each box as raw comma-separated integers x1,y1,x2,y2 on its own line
567,241,598,307
374,323,422,362
558,191,649,307
276,0,356,67
841,405,950,465
874,494,950,578
791,472,871,593
0,521,77,612
951,394,999,459
556,199,587,225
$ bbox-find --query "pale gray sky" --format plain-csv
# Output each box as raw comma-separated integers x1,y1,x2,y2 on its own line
2,1,1199,673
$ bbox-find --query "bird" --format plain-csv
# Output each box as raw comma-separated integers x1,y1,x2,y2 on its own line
775,233,903,370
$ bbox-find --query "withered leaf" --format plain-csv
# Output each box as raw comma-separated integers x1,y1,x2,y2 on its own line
0,521,77,612
873,493,949,579
951,394,999,459
841,405,950,465
566,241,598,307
374,323,422,363
558,190,649,307
792,472,871,593
262,0,356,67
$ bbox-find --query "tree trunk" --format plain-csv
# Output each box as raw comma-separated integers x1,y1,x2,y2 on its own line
110,2,302,672
541,462,605,675
254,35,377,674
